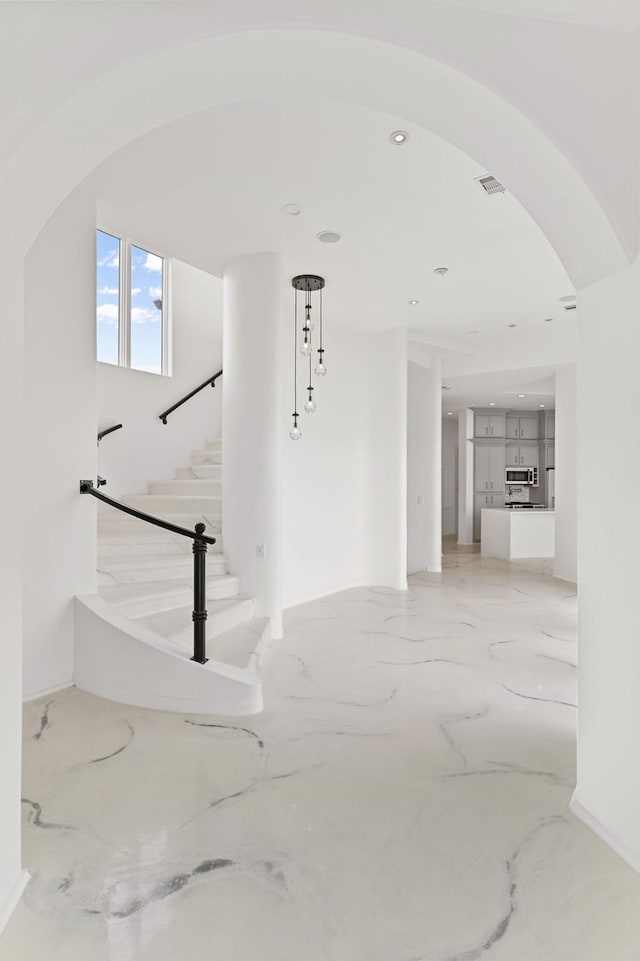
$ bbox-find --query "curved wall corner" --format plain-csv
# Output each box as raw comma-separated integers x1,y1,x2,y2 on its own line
74,596,263,716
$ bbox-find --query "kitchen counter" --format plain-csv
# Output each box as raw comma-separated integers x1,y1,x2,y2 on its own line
481,507,555,560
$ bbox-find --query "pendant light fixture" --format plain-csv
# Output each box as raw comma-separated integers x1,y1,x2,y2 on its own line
290,274,326,439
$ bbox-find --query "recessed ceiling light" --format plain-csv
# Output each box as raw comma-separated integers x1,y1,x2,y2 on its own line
559,294,576,303
544,318,553,323
281,203,302,216
488,402,496,407
471,403,477,407
433,267,449,277
408,299,419,305
447,411,453,416
507,323,517,328
518,394,526,398
538,404,546,408
317,230,342,244
390,130,409,145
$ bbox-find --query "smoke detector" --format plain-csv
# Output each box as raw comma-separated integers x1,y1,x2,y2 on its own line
477,174,506,195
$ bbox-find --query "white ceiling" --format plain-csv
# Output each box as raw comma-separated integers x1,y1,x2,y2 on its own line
95,98,575,365
444,0,640,32
440,366,557,414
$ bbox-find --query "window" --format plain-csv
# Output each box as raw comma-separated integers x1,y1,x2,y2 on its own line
96,230,170,375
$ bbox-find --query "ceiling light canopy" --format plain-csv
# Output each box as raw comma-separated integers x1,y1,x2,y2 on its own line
408,299,419,305
390,130,409,145
317,230,342,244
281,203,302,216
433,267,449,277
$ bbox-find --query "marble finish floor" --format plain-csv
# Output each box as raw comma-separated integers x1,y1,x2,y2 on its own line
4,554,640,960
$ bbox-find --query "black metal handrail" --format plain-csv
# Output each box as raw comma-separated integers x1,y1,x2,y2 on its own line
80,479,215,664
159,369,222,425
97,423,123,445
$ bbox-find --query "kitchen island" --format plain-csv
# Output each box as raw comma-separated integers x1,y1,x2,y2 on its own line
481,507,555,560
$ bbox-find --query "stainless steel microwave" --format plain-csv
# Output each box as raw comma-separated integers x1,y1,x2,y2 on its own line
505,467,538,486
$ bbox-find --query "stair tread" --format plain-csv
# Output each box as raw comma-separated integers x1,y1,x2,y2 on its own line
99,573,238,605
211,618,269,669
137,596,253,637
99,552,226,570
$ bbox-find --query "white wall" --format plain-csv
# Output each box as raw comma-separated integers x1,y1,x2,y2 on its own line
457,410,474,545
0,249,25,927
554,366,577,582
223,254,284,633
442,417,458,537
97,260,222,497
407,359,442,575
22,186,98,699
573,259,640,870
284,325,407,605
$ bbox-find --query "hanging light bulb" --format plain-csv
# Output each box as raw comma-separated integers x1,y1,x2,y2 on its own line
304,383,316,413
315,347,327,377
305,304,315,331
289,414,302,440
300,335,312,357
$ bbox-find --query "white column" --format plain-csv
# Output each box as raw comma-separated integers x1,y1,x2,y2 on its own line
554,366,577,582
457,409,474,545
426,353,442,572
0,247,26,927
571,258,640,871
222,253,284,638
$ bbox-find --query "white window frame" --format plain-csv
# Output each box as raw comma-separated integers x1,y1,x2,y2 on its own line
97,228,172,376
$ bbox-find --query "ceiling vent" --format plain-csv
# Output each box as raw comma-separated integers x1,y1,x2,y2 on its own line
477,174,506,195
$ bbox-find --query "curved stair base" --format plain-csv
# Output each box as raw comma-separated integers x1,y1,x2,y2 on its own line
74,595,264,716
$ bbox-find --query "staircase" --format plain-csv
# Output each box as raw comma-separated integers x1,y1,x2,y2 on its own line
75,439,268,715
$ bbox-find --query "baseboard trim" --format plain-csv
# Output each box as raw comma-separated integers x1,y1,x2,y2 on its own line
0,870,30,936
553,573,578,585
284,578,408,610
23,680,73,703
570,791,640,874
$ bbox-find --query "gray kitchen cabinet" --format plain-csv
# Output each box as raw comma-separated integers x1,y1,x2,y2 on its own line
545,413,555,439
475,444,505,492
505,444,538,468
474,492,502,541
506,414,538,440
474,414,505,438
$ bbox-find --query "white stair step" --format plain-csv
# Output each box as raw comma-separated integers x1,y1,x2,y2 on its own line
137,596,255,648
98,552,228,584
212,618,269,670
97,516,222,553
148,479,221,496
98,538,193,557
176,465,222,480
98,512,222,535
99,574,240,618
121,493,222,516
192,450,223,465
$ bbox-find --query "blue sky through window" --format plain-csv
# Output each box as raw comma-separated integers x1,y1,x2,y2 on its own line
96,230,119,365
96,231,164,374
130,245,163,374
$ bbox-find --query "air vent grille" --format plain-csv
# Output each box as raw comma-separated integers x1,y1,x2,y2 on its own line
477,174,506,195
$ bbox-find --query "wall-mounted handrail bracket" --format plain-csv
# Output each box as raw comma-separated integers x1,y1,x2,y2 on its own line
159,369,222,425
80,479,215,663
97,423,123,446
